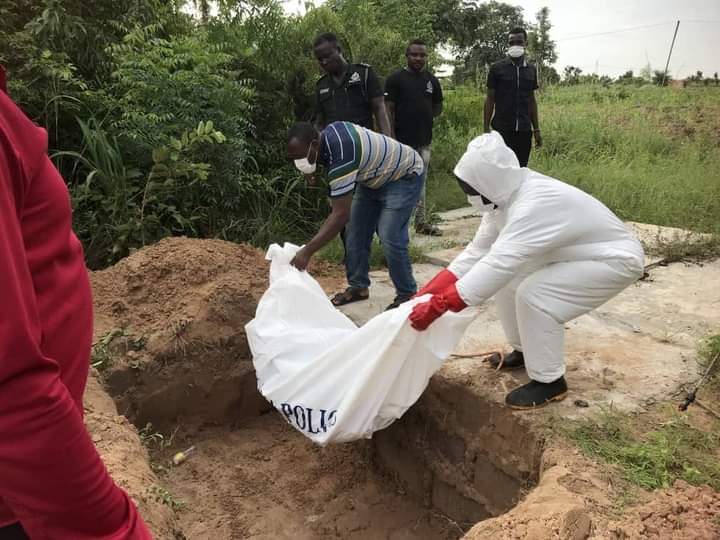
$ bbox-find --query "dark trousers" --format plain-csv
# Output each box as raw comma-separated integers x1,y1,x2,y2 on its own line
497,130,532,167
0,523,29,540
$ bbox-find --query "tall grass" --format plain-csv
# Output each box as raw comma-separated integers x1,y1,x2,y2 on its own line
428,85,720,234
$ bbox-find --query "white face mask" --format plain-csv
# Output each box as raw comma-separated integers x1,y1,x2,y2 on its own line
294,157,316,174
294,143,318,174
467,195,495,214
508,45,525,58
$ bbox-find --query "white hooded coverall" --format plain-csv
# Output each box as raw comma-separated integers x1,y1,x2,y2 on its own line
450,132,645,383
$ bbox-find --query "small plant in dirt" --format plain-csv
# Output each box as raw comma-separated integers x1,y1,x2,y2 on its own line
139,423,166,449
169,317,193,356
91,328,128,370
138,423,178,452
609,487,640,519
566,406,720,491
146,485,184,512
649,233,720,265
91,328,146,370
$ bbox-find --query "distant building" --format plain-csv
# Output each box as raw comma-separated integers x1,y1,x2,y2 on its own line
669,79,687,88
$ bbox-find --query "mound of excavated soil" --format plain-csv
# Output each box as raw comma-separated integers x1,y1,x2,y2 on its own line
91,236,269,342
90,237,272,430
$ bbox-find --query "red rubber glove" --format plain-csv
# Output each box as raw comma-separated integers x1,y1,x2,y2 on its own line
413,268,458,298
409,284,467,331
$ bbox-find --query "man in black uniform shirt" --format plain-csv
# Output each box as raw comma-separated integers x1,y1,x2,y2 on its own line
313,32,391,135
312,32,392,267
385,39,444,236
484,27,542,167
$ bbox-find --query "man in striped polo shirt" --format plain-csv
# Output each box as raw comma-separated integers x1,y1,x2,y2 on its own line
287,120,424,310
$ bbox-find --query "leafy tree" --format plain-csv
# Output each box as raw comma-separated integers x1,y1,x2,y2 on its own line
652,70,669,86
540,65,560,86
617,70,643,85
0,0,169,152
563,65,582,85
449,1,526,84
527,7,557,72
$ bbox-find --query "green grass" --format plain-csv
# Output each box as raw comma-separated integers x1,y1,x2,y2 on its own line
90,328,128,370
317,236,425,268
563,333,720,493
428,84,720,235
146,485,185,512
565,406,720,491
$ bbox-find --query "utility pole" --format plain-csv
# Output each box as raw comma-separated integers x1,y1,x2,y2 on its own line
661,21,680,87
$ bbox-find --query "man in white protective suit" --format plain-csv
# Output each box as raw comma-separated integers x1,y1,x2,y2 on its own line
408,132,645,410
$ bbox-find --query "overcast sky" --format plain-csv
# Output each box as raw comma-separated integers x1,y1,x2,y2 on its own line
283,0,720,79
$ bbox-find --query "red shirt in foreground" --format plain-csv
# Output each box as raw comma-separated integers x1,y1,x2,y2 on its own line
0,71,152,539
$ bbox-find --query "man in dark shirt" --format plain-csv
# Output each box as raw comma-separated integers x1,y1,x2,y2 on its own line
312,32,393,267
313,32,392,135
484,27,542,167
385,39,444,236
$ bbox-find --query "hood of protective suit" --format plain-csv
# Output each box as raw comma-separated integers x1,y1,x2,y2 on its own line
453,131,528,207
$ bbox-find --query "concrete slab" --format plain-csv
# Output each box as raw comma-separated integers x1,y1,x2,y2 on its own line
338,264,440,325
341,206,716,418
627,221,711,251
448,294,703,418
420,220,689,268
437,207,481,221
409,210,479,255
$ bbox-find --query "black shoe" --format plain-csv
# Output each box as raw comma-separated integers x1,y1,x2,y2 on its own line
487,349,525,370
505,377,568,410
385,295,412,311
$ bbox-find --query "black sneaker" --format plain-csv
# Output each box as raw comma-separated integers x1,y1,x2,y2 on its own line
487,349,525,370
505,377,568,410
385,295,413,311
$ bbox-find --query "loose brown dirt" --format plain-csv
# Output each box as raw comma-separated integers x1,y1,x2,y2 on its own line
86,236,720,540
153,415,460,540
600,480,720,539
84,372,178,539
88,237,458,539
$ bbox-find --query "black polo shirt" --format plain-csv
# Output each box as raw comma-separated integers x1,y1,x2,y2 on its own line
315,63,383,130
385,68,443,149
487,57,538,132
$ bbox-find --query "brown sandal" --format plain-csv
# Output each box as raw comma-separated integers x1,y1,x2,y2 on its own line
331,287,369,306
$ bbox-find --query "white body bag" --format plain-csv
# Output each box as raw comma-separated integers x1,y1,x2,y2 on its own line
245,243,475,445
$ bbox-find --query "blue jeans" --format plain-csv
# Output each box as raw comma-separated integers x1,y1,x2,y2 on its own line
345,173,423,297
